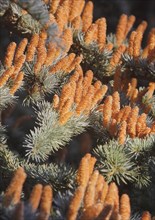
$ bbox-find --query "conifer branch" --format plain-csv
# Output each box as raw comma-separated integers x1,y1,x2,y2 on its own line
22,100,88,162
0,2,41,36
93,140,137,185
0,1,155,218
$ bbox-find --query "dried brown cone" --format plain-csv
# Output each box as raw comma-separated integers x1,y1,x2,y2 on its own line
105,182,118,207
85,153,92,160
124,15,136,37
128,31,137,56
137,127,151,138
126,78,138,100
34,33,47,74
147,47,155,63
82,1,94,33
44,47,56,67
84,23,98,45
127,106,139,138
95,175,105,202
120,106,132,122
49,0,60,14
84,85,95,115
112,186,119,216
91,85,108,107
130,88,138,104
101,183,118,219
66,55,83,73
142,47,149,59
141,211,152,220
14,55,26,76
94,80,102,91
4,42,17,68
112,91,120,119
82,70,93,97
118,121,127,145
62,28,73,53
74,64,83,77
53,94,60,109
88,156,97,177
10,71,24,95
79,83,94,115
34,50,47,73
38,185,53,220
75,91,90,115
136,113,147,137
58,53,75,73
109,119,117,137
58,83,72,111
95,204,113,220
80,203,104,220
74,77,83,105
100,181,109,204
147,28,155,46
39,30,47,41
26,34,39,62
4,167,27,207
60,82,76,113
116,14,128,46
67,186,85,220
103,96,113,128
69,70,80,82
142,29,155,59
0,66,15,87
136,21,148,34
95,17,107,50
83,170,99,209
114,107,126,123
71,15,82,31
147,31,155,48
61,81,76,109
126,83,132,99
146,82,155,99
59,111,74,125
110,45,126,68
76,154,91,188
15,38,28,62
69,0,85,22
50,53,75,73
55,0,70,32
133,31,143,58
29,184,43,212
120,194,131,220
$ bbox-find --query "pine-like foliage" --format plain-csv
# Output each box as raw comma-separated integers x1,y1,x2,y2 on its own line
23,102,89,162
93,136,155,187
0,0,155,219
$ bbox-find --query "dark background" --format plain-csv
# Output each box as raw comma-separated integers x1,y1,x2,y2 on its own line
92,0,155,33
